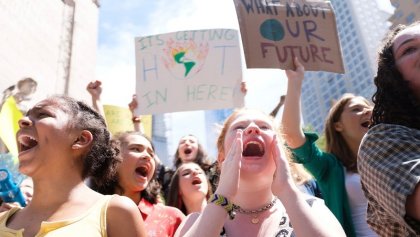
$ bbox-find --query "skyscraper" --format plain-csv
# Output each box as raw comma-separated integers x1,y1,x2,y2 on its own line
301,0,393,132
0,0,100,104
389,0,420,28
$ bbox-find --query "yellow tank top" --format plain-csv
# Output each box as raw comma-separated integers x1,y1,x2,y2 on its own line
0,195,113,237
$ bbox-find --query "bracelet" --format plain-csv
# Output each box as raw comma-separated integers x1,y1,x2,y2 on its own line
209,193,237,220
132,116,141,123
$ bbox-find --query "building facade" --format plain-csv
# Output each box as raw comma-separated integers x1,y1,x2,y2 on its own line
0,0,99,105
301,0,393,132
389,0,420,27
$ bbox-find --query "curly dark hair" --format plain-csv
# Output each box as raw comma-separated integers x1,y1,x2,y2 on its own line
371,22,420,129
54,95,120,182
90,131,161,204
173,134,211,171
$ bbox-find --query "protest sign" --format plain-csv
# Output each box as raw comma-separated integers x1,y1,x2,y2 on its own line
135,29,244,115
233,0,344,73
103,105,152,138
0,96,22,161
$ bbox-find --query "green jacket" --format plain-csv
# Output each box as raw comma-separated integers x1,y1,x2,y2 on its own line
290,132,356,237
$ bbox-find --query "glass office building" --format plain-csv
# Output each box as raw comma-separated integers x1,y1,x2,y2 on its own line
301,0,392,132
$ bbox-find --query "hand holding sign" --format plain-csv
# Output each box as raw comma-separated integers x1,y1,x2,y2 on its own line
233,0,344,73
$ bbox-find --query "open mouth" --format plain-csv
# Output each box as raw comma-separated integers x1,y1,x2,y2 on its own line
361,121,370,128
135,165,150,178
184,148,192,155
18,135,38,152
242,141,265,157
192,178,202,185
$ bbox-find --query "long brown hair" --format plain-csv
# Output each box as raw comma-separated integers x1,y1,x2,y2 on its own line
167,162,212,215
324,93,371,172
173,134,211,170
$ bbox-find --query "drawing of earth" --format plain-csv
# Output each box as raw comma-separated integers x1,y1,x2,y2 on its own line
162,39,209,80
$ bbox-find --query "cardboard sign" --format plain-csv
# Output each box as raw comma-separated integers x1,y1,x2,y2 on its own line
0,96,22,160
103,105,152,138
233,0,345,73
134,29,244,115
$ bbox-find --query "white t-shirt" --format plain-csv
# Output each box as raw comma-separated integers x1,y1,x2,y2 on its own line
345,172,378,237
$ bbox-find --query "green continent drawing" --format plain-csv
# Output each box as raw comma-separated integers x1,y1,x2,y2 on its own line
174,51,196,77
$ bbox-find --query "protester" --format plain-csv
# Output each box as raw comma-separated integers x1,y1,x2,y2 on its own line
358,21,420,236
0,95,146,236
175,108,345,237
90,131,185,237
281,57,376,237
173,135,211,169
267,94,322,198
127,94,212,199
167,162,211,215
86,80,107,126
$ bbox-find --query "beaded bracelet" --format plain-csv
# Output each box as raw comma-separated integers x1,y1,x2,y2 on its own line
209,193,237,220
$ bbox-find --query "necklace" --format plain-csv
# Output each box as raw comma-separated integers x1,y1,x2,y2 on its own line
235,197,278,224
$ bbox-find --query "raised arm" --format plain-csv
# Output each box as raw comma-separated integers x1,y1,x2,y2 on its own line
175,131,243,237
271,136,346,237
86,80,107,125
281,57,306,148
270,95,286,117
128,95,144,133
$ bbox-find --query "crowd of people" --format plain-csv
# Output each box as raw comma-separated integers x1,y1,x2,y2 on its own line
0,21,419,237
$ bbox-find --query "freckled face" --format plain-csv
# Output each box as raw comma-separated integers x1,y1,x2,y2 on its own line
393,24,420,99
222,111,276,175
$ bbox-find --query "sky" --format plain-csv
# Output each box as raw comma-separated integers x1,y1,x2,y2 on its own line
95,0,394,157
95,0,288,154
96,0,287,109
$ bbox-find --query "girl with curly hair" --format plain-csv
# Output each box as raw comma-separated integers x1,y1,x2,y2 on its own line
0,95,146,237
358,21,420,236
91,131,185,237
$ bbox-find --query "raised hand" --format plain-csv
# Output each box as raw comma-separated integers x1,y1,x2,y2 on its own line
270,134,296,199
128,94,138,115
285,57,305,84
86,80,103,100
215,130,243,200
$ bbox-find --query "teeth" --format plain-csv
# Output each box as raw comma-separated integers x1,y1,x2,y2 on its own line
244,141,263,150
18,135,37,146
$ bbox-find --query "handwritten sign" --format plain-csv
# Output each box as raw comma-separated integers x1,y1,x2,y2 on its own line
233,0,344,73
134,29,244,114
103,105,152,138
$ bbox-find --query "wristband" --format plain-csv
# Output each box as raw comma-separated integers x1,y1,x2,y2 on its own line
132,116,141,123
209,193,237,220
